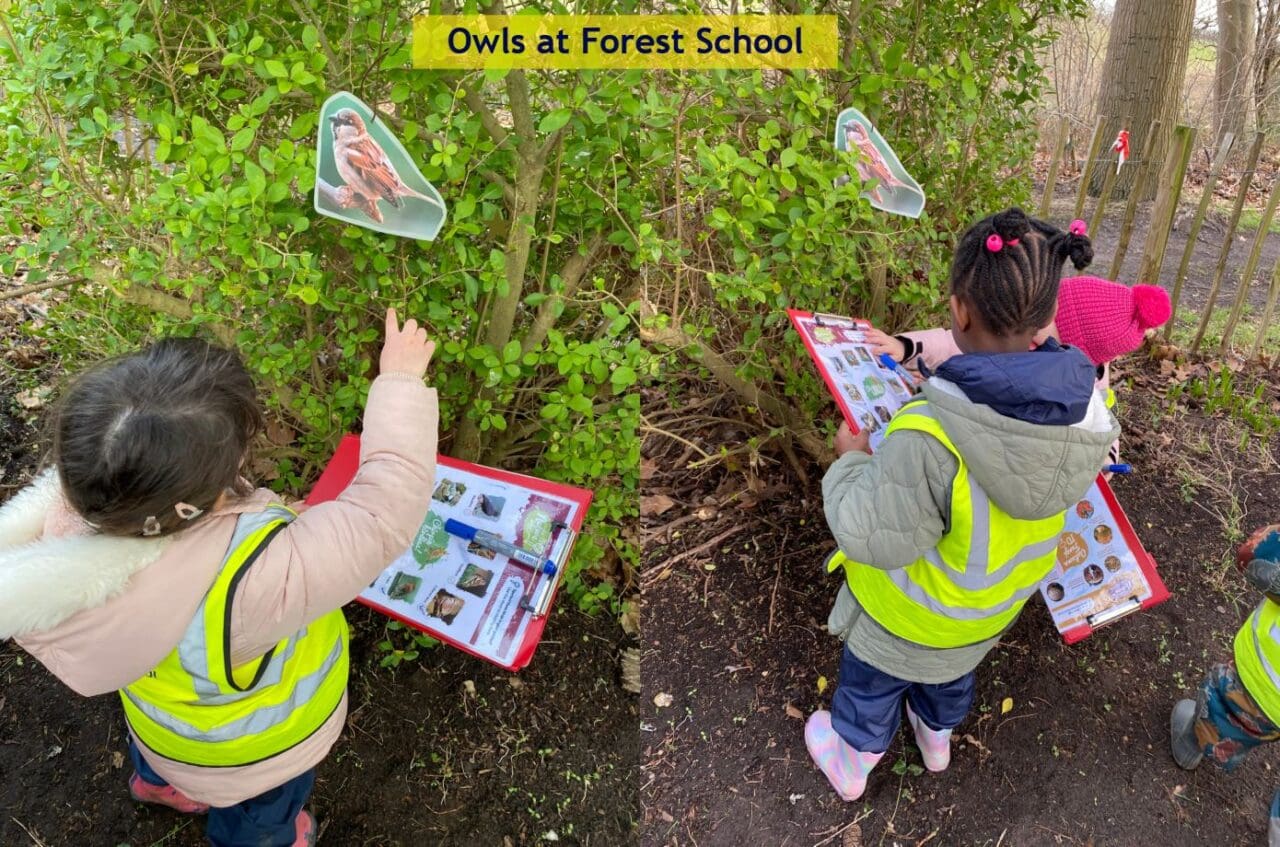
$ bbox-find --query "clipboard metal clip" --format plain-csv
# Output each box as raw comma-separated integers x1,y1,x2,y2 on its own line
519,521,575,618
1086,596,1141,629
812,312,860,329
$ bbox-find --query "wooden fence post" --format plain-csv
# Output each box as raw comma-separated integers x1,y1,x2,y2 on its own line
1109,120,1162,279
1250,257,1280,359
1137,125,1195,286
1166,130,1236,340
1073,116,1109,220
1192,131,1265,353
1040,117,1070,218
1220,178,1280,353
1088,115,1129,238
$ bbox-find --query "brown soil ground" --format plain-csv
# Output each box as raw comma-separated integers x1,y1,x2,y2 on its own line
640,353,1280,847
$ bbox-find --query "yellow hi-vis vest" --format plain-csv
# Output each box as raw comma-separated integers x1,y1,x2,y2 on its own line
828,401,1067,649
1233,598,1280,724
119,505,349,767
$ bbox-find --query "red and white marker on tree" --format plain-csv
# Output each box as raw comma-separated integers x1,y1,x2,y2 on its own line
1112,129,1130,175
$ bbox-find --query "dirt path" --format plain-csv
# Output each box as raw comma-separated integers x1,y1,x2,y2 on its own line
641,356,1280,846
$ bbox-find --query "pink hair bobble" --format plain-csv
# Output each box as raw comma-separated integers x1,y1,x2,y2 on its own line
986,233,1004,252
1069,219,1087,237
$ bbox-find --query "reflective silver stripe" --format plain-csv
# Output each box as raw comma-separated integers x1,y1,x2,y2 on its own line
174,506,297,701
923,536,1060,592
1252,610,1280,692
888,564,1042,621
194,630,305,706
123,633,343,742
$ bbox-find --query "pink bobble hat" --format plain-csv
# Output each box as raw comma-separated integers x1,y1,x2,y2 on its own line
1054,275,1172,366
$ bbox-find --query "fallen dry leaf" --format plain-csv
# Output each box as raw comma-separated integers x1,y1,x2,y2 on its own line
463,679,476,698
653,691,674,708
842,823,863,847
1001,697,1013,715
14,386,51,410
784,702,804,720
640,494,677,517
640,457,659,481
817,675,828,695
111,751,125,769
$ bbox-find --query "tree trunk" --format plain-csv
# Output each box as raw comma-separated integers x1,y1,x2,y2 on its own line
1255,0,1280,134
1092,0,1196,199
1216,0,1256,143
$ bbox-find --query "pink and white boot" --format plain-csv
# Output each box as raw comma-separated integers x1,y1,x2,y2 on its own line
905,703,953,772
804,710,884,801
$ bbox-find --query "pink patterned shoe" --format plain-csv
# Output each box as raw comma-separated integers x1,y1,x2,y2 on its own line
804,710,884,801
905,703,953,772
293,808,317,847
128,772,210,815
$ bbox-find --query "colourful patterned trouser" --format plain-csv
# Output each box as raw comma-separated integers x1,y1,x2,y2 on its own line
1194,662,1280,841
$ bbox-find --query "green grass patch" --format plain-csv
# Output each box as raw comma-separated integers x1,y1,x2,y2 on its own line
1236,206,1280,234
1167,304,1280,355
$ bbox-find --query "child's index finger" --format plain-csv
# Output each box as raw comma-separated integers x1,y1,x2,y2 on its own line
386,307,399,336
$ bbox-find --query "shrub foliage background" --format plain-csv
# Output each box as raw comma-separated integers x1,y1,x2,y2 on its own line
0,0,655,614
640,0,1088,463
0,0,1086,612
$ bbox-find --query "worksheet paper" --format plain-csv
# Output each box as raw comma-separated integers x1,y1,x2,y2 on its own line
1041,475,1169,643
787,308,916,452
308,435,593,671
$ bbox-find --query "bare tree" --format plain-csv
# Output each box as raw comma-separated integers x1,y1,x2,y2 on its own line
1256,0,1280,133
1093,0,1197,198
1217,0,1256,141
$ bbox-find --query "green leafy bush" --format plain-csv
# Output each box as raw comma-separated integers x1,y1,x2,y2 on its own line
641,0,1089,452
0,0,651,613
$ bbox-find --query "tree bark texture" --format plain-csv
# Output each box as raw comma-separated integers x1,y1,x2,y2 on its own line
1092,0,1196,199
1216,0,1256,143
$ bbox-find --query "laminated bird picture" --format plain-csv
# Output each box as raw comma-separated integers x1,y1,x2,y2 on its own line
314,91,447,240
832,107,925,219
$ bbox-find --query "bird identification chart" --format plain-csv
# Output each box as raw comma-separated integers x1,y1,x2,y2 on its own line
1039,475,1169,644
313,91,447,240
307,435,593,671
787,309,916,451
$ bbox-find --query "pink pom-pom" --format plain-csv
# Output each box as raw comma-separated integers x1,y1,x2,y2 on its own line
1069,219,1087,237
986,233,1003,252
1132,284,1172,329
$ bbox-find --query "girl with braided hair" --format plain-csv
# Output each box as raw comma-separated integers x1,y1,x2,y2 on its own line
807,208,1121,802
861,215,1171,473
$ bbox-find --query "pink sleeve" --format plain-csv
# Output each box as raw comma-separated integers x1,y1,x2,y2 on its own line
228,374,439,662
900,327,960,372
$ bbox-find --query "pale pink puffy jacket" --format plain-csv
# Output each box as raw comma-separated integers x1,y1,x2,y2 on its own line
1,374,437,806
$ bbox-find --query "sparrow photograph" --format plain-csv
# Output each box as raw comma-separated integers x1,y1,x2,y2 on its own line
313,91,447,240
830,106,926,219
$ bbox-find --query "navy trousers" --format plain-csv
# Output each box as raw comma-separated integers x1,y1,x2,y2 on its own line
830,646,976,754
129,736,313,847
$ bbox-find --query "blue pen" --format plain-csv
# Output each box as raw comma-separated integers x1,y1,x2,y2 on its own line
878,352,917,386
444,519,556,576
1104,464,1132,475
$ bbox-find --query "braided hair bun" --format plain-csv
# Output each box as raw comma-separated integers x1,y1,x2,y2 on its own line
991,208,1031,243
949,207,1094,336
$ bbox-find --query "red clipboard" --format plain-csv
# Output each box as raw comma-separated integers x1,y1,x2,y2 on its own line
307,435,593,671
786,308,915,450
1048,474,1169,644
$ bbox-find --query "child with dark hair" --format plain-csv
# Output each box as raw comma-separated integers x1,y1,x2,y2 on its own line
807,209,1120,801
0,310,437,846
861,222,1172,469
1170,525,1280,846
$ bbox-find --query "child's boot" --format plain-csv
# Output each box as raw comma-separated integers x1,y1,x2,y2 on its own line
293,808,317,846
1169,698,1204,770
804,710,884,801
905,703,953,772
127,773,210,815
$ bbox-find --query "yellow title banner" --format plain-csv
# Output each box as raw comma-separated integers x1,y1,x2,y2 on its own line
413,15,837,70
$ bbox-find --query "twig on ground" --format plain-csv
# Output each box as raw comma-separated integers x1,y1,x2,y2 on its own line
641,524,747,587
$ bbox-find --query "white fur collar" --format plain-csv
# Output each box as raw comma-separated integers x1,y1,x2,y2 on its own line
0,470,170,639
